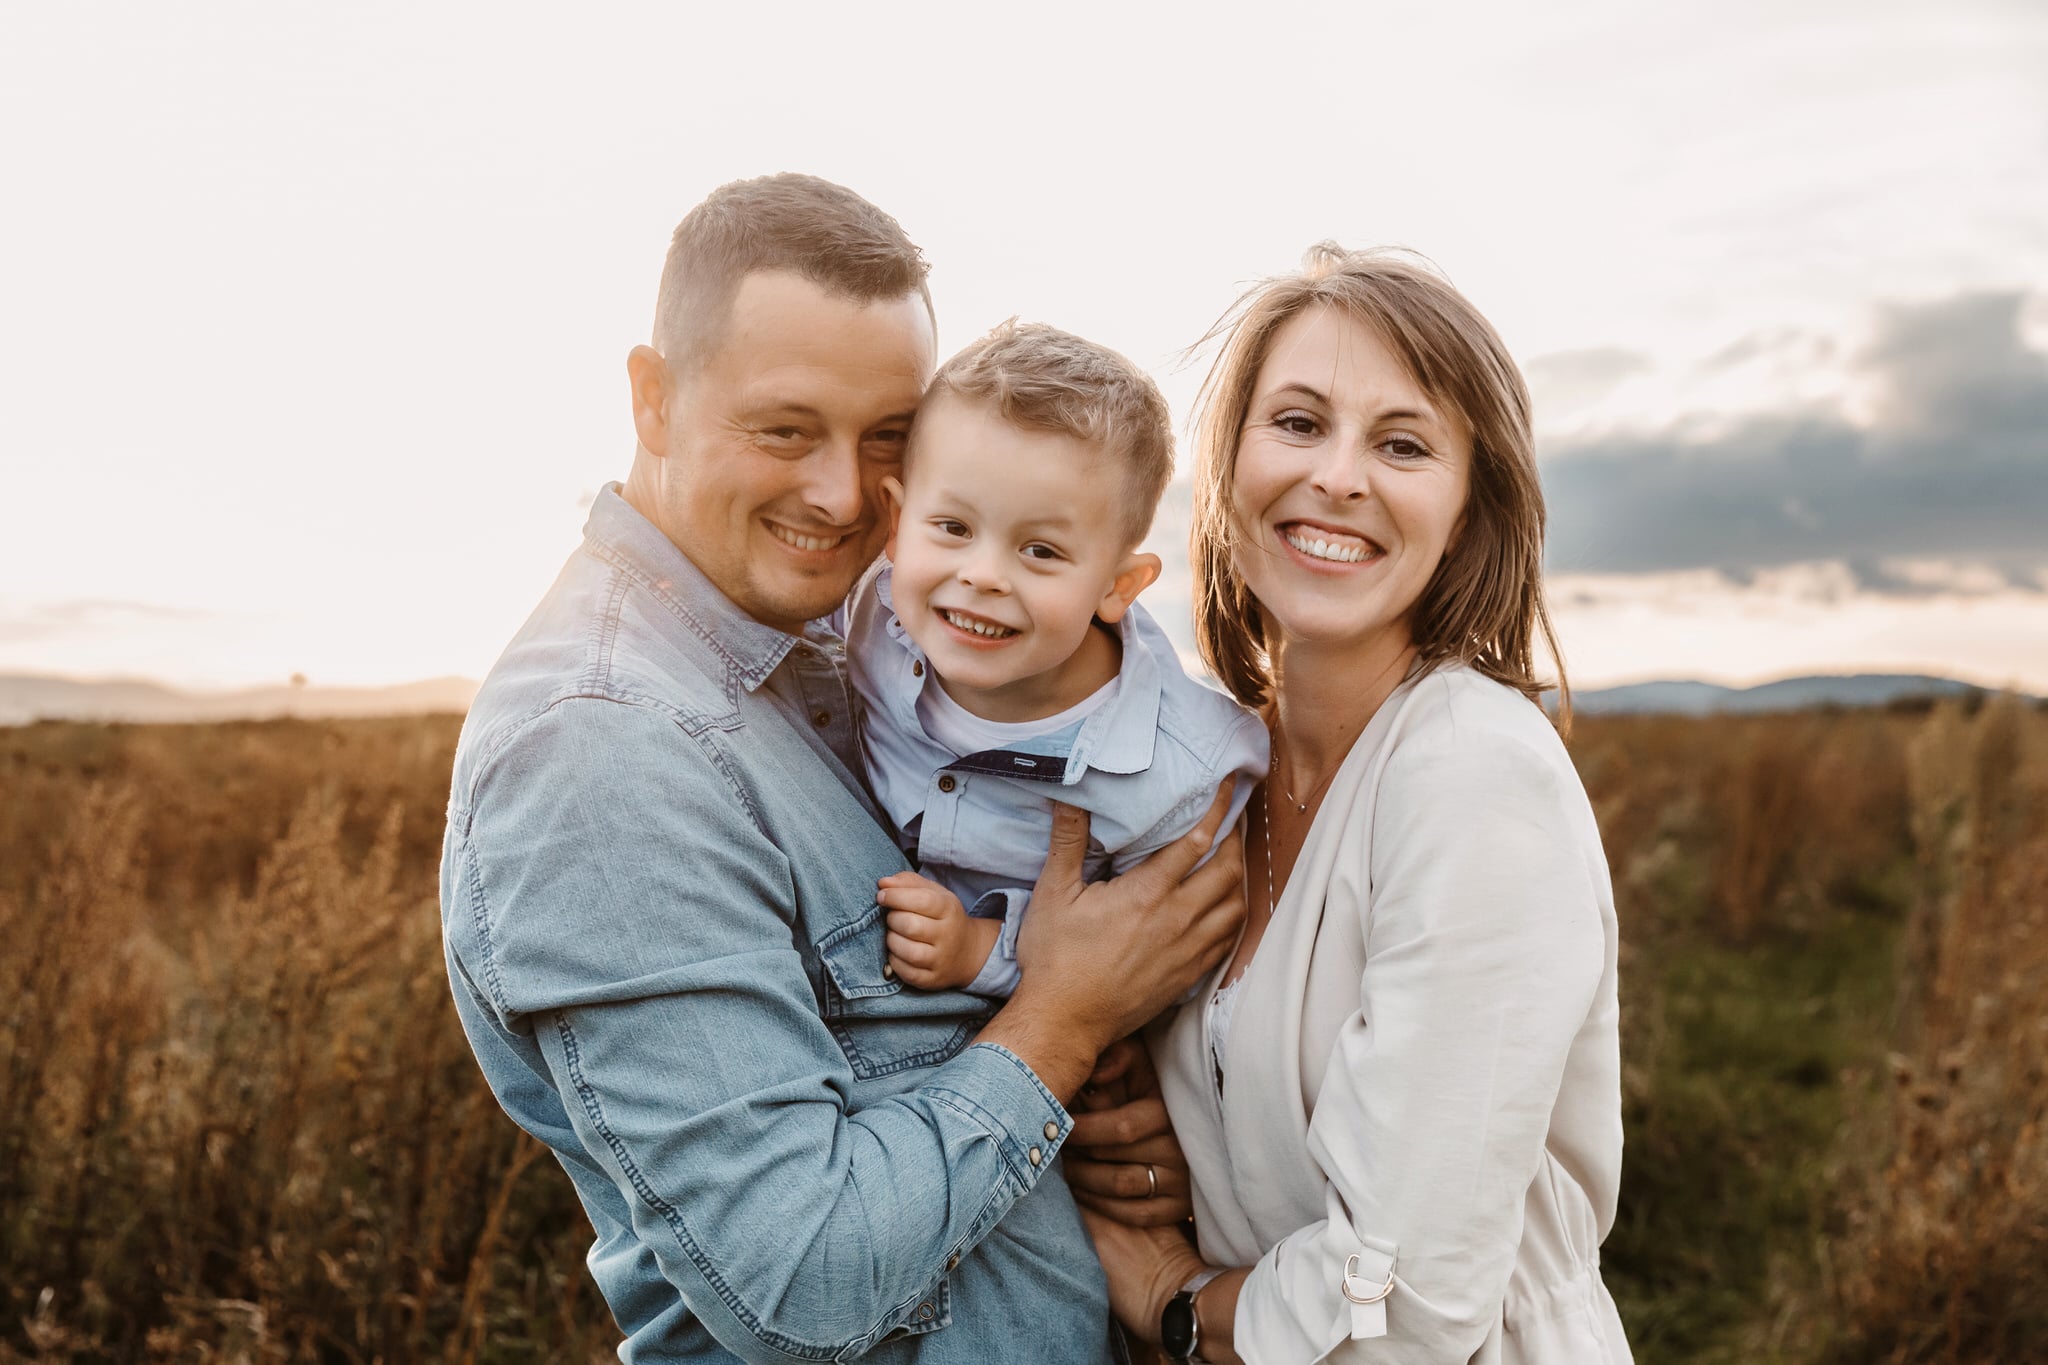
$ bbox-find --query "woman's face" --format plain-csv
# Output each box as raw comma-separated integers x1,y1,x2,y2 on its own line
1229,303,1472,656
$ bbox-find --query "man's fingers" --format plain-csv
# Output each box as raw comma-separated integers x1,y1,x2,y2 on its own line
1032,802,1090,906
1124,780,1236,899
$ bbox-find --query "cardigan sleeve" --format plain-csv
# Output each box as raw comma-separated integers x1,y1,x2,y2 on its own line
1233,719,1608,1364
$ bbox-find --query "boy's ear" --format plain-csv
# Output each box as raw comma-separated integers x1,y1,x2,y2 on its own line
881,475,906,558
1095,550,1162,625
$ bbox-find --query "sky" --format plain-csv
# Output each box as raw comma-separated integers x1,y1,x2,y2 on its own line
2,0,2045,693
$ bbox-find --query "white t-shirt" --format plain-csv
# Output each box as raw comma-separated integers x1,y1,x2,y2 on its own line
912,674,1120,759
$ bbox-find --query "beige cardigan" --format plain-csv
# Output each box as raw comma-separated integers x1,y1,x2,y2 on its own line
1153,667,1631,1364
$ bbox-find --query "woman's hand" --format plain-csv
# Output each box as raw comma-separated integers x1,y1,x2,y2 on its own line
1067,1038,1194,1226
1076,1204,1208,1346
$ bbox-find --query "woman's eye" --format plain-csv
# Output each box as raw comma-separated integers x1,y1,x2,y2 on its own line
1382,435,1434,459
1274,412,1319,437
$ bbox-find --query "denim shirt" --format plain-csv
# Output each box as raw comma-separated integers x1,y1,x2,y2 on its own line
440,486,1118,1363
846,563,1268,995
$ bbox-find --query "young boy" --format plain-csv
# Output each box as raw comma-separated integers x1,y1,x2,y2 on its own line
844,320,1267,996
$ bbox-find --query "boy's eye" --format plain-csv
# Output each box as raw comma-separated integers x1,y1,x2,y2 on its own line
1022,543,1063,562
934,519,969,538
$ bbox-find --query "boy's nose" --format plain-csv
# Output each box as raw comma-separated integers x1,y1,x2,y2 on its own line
958,547,1009,594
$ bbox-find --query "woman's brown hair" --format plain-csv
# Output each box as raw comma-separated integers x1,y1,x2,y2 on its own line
1189,243,1571,727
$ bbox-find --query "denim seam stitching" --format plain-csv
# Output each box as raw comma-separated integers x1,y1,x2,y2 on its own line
589,538,792,690
461,841,510,1015
553,1012,840,1362
582,568,631,692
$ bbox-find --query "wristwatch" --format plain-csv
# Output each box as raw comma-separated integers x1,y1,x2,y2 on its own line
1160,1266,1224,1363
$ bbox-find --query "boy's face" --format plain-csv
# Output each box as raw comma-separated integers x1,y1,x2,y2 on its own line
887,394,1159,719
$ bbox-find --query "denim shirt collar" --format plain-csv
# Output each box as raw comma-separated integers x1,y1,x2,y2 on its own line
582,484,800,693
874,562,1161,781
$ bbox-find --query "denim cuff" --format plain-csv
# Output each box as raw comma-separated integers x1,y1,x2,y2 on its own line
927,1041,1073,1189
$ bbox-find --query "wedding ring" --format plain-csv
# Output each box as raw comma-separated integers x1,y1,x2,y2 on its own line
1145,1164,1158,1198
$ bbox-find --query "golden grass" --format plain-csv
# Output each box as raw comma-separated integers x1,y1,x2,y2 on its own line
0,702,2041,1361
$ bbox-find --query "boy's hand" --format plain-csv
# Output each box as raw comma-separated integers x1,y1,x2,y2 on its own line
877,871,1001,990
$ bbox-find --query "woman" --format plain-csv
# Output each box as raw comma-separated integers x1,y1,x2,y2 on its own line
1070,245,1629,1363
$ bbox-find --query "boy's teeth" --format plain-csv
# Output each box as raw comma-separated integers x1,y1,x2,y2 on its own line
1283,526,1373,564
942,609,1016,638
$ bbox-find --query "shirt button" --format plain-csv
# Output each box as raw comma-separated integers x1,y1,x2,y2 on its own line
1043,1120,1059,1140
912,660,924,677
918,1302,935,1321
937,775,956,793
1028,1146,1043,1167
946,1252,960,1271
882,961,895,980
812,709,831,727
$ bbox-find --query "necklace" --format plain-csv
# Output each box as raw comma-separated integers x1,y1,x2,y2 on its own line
1271,719,1343,815
1260,775,1278,920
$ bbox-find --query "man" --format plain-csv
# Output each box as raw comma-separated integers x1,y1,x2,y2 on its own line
440,173,1244,1362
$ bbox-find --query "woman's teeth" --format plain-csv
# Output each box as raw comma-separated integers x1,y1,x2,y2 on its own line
768,523,845,552
941,608,1017,638
1282,525,1375,564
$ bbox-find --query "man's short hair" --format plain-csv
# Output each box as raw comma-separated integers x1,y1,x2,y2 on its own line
652,173,933,370
919,320,1175,546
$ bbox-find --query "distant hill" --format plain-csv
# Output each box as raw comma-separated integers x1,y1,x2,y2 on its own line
0,674,478,726
1,670,2023,726
1570,673,2014,716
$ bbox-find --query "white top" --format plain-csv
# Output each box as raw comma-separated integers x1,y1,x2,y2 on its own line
912,674,1119,766
1152,665,1632,1365
1207,971,1245,1092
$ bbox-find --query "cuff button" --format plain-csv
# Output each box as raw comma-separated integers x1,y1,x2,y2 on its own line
1043,1120,1059,1140
1027,1145,1043,1167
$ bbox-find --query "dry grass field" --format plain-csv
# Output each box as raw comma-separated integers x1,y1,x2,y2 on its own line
2,700,2044,1363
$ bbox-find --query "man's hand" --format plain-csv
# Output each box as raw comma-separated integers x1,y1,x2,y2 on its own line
979,781,1246,1102
877,871,999,990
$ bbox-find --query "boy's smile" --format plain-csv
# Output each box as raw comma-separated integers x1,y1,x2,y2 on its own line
886,394,1160,723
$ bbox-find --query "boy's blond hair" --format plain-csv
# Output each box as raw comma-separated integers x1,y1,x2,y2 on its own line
916,320,1174,545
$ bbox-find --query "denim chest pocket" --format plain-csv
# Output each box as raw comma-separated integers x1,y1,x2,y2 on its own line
814,906,992,1080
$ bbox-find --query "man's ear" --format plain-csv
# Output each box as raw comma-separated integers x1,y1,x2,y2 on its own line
1095,550,1162,625
881,475,906,559
627,345,673,458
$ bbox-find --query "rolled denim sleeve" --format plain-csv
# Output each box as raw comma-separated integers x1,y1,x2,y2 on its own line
459,698,1073,1363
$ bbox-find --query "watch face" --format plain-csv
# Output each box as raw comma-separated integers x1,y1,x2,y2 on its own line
1160,1292,1197,1358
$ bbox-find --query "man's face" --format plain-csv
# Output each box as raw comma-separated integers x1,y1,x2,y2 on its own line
640,271,936,633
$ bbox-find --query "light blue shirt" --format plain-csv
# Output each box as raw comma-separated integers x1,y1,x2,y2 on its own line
441,487,1123,1362
846,562,1269,995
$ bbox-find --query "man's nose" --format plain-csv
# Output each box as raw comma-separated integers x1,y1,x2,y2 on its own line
799,439,866,526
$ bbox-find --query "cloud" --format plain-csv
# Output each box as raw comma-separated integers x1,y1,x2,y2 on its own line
1525,346,1652,414
1543,291,2048,590
0,599,216,644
